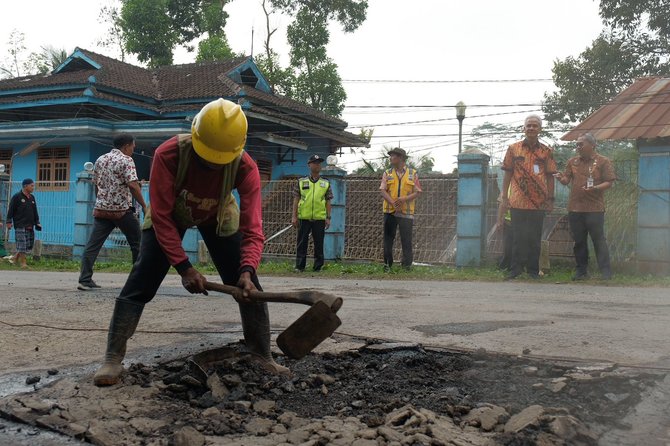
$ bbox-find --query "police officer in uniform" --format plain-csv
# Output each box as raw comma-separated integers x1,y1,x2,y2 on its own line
292,155,333,272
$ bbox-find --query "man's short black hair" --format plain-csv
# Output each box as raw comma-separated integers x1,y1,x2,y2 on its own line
113,133,135,149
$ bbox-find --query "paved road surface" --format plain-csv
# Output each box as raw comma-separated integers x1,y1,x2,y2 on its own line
1,270,669,374
1,270,669,445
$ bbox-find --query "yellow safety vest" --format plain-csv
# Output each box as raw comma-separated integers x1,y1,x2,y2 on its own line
298,177,329,220
383,167,417,215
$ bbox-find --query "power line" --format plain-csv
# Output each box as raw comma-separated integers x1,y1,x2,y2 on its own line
342,78,554,84
346,109,543,129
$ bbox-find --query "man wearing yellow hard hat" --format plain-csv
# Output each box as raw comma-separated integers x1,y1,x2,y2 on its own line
93,98,288,386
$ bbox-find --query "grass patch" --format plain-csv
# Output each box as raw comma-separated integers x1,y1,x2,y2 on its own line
253,259,670,287
1,257,668,287
0,257,133,273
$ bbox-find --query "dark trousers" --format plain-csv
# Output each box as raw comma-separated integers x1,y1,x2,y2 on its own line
510,209,545,276
498,221,514,271
383,213,413,268
568,212,611,275
295,219,325,271
79,212,141,284
117,226,271,357
119,226,262,304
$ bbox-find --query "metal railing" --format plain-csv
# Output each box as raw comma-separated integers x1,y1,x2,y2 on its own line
486,158,639,266
344,176,458,264
261,176,460,264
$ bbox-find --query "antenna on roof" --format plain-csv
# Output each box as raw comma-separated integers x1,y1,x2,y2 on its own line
251,26,255,57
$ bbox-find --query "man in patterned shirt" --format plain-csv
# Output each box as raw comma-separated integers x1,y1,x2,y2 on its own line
77,134,147,290
501,115,557,280
555,133,616,280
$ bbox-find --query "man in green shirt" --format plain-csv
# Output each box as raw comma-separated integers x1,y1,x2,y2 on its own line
292,155,333,272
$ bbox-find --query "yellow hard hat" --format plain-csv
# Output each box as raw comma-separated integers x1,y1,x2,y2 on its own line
191,98,248,165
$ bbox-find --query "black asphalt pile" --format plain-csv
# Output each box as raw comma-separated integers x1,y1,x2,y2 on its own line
0,342,661,446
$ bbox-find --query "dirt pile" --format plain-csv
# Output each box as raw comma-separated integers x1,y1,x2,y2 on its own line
0,342,659,445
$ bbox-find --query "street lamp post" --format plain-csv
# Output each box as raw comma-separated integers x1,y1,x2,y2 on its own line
456,101,466,154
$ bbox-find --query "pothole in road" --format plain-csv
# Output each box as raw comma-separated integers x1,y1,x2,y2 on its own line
0,342,663,446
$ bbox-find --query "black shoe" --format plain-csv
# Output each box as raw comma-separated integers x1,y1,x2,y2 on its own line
528,273,541,280
77,281,101,291
383,265,391,273
601,271,612,281
293,268,304,273
572,273,589,281
313,266,322,272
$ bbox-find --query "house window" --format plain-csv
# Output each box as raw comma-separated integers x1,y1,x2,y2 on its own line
0,149,12,175
37,147,70,191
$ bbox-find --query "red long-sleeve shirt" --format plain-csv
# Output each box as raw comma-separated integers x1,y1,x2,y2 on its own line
149,136,264,274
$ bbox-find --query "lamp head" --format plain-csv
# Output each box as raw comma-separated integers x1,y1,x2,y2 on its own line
455,101,467,119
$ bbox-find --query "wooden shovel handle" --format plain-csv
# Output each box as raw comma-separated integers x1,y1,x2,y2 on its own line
204,281,343,312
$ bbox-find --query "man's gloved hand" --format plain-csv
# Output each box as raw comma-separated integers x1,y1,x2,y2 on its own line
235,271,257,303
180,267,208,295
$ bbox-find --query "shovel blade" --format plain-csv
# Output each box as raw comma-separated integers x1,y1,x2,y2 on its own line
277,301,341,359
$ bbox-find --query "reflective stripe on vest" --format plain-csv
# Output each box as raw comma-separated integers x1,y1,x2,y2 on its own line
383,168,417,215
298,177,329,220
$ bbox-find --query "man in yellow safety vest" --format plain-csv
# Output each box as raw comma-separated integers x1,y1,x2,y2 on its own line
292,155,333,272
380,148,422,271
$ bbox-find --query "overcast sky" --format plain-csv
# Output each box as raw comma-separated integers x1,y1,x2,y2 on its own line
1,0,604,172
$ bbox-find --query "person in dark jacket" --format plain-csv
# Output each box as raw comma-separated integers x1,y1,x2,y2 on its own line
5,178,41,268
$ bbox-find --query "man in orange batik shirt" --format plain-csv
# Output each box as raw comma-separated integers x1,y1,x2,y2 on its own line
501,115,557,280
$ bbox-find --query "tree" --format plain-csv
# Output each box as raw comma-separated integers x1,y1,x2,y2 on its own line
116,0,233,67
254,52,296,95
98,4,126,61
543,31,668,123
265,0,368,116
0,31,67,78
195,0,238,62
599,0,670,41
196,34,236,62
0,30,27,78
352,148,436,175
543,1,670,124
253,0,296,95
26,46,69,75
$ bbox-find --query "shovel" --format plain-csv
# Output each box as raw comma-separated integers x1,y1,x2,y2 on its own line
204,281,342,359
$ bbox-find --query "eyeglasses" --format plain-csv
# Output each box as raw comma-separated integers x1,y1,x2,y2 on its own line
576,142,585,148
